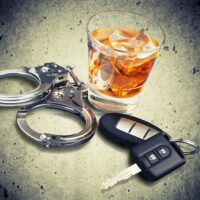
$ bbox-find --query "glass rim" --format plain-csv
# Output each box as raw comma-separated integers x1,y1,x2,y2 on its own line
86,10,166,55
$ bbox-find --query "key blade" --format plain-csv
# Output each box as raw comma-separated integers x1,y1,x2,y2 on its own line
101,164,141,190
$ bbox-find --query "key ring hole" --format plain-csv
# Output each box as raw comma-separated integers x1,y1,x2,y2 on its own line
170,138,199,155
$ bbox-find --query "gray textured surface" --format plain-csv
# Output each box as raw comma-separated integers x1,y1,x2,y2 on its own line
0,0,200,199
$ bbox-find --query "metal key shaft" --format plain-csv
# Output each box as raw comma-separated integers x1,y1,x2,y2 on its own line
101,164,141,190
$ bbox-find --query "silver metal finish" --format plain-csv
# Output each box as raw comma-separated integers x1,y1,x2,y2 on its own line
169,138,199,155
116,117,159,139
0,63,97,148
0,63,68,107
101,163,141,190
16,65,97,148
116,117,135,133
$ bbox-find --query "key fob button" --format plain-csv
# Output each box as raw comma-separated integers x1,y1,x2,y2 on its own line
99,113,165,148
130,134,186,181
145,152,159,165
156,146,170,158
116,117,135,133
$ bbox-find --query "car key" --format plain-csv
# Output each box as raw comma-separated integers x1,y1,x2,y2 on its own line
99,113,166,147
102,133,198,190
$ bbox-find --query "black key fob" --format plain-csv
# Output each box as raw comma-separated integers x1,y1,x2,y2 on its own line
99,113,167,148
130,133,186,181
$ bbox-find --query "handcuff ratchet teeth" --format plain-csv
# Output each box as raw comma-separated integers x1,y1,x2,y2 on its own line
0,63,97,148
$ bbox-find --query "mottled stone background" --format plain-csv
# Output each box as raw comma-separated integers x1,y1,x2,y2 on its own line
0,0,199,199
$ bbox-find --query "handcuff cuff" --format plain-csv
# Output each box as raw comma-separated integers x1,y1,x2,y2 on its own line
0,63,97,147
0,63,198,155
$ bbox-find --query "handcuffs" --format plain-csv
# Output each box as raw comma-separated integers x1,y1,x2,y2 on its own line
0,63,97,147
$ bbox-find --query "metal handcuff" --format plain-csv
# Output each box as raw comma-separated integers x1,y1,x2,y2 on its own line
0,63,97,147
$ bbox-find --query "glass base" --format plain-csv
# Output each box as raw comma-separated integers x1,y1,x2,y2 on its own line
88,87,140,113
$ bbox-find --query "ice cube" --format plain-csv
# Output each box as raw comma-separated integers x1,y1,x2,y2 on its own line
136,50,157,59
135,29,152,43
124,29,157,53
115,59,135,75
132,50,159,67
91,29,113,42
92,61,114,90
109,41,128,51
109,29,135,51
110,29,129,42
109,28,137,42
98,54,114,65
